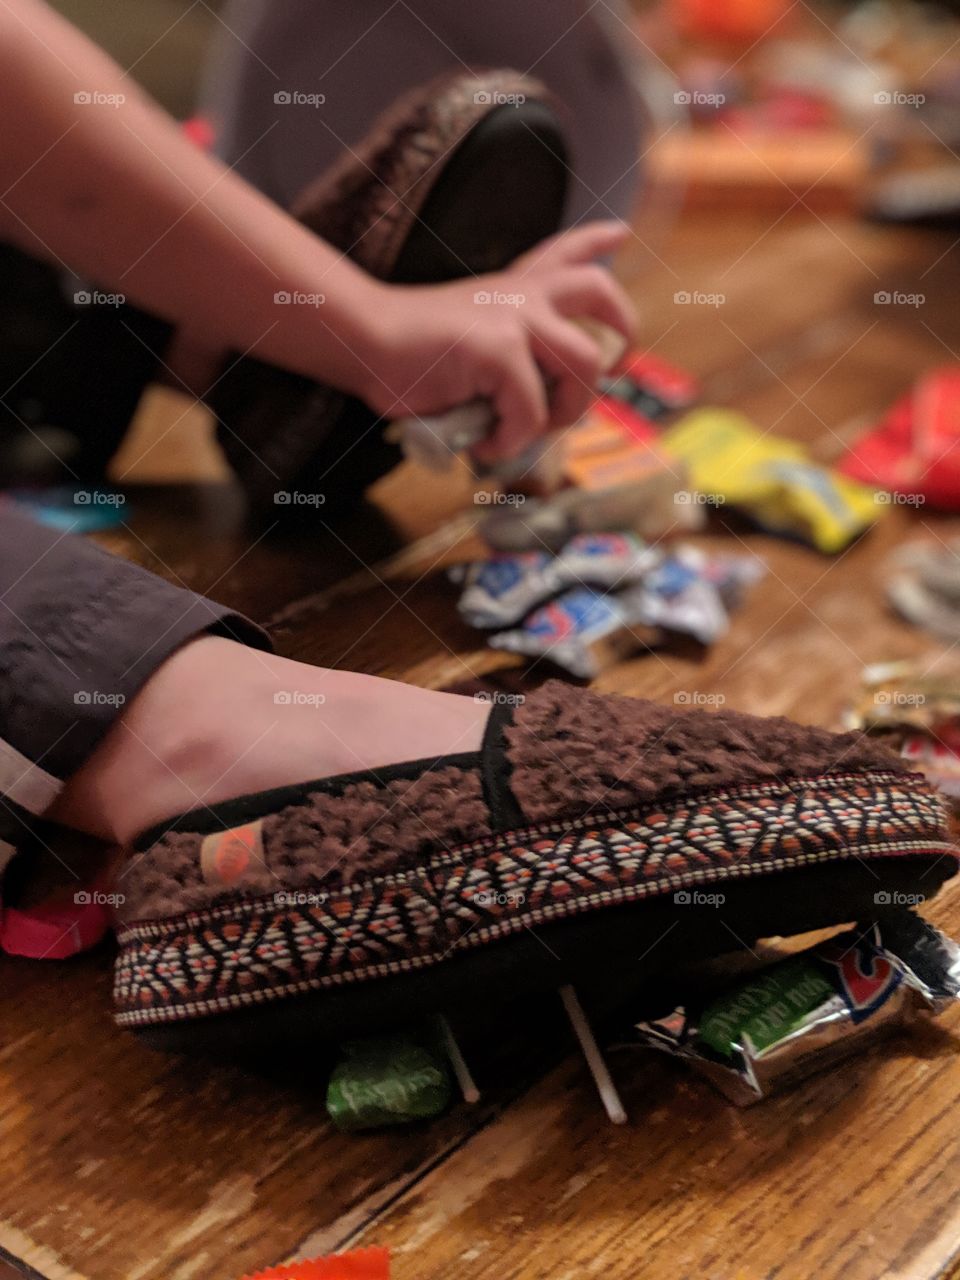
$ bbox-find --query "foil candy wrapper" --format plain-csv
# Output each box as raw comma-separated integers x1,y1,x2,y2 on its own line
486,547,765,678
624,912,960,1106
662,409,881,554
451,532,658,629
488,584,659,679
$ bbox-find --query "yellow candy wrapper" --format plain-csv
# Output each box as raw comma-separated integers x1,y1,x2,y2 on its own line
662,409,882,553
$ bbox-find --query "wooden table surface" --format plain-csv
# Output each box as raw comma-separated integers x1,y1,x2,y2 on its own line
4,207,960,1280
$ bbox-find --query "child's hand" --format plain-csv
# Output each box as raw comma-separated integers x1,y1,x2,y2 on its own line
359,221,635,461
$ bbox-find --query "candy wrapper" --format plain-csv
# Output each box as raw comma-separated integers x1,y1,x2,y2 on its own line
450,532,658,629
600,352,700,421
639,547,765,643
241,1248,390,1280
839,366,960,509
900,732,960,800
887,540,960,641
561,401,675,492
844,658,960,735
488,585,660,679
662,409,881,553
3,486,128,532
622,913,960,1106
477,470,702,554
843,658,960,805
488,549,765,678
325,1035,451,1131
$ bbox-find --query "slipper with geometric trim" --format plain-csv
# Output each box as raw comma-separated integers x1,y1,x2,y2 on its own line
113,682,958,1051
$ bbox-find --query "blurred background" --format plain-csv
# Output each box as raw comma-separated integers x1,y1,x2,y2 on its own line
47,0,960,223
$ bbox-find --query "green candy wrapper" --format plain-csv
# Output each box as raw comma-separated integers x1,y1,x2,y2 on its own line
326,1035,452,1131
623,911,960,1106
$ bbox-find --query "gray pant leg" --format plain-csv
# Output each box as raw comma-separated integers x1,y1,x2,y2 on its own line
0,505,270,852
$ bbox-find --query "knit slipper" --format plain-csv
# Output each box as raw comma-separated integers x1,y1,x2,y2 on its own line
114,682,958,1051
209,69,568,518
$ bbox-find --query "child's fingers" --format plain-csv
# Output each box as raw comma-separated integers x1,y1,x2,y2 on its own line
474,350,549,464
549,265,636,342
515,220,630,273
530,319,605,428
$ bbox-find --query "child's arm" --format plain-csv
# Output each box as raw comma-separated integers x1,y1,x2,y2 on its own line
0,0,634,457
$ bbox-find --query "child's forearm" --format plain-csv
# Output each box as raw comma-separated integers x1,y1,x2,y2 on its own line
0,0,380,394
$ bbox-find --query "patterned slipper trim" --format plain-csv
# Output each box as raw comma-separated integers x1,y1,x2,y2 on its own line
114,771,952,1027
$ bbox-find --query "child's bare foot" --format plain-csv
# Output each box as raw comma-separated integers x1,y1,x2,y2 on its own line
51,636,491,847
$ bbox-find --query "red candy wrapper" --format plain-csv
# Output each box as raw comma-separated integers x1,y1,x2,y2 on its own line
241,1247,389,1280
839,366,960,508
600,352,700,422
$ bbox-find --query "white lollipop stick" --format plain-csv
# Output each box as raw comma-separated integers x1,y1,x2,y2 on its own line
559,984,627,1125
437,1015,480,1104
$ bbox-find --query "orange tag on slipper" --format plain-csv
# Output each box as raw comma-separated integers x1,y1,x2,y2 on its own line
240,1246,390,1280
200,821,264,887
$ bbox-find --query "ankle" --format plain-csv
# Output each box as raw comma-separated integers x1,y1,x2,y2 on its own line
53,636,268,845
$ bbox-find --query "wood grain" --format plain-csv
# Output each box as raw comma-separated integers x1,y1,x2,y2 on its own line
2,210,960,1279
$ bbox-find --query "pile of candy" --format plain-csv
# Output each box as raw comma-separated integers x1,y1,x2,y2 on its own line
844,658,960,803
451,531,765,679
475,351,702,552
322,908,960,1130
475,372,888,556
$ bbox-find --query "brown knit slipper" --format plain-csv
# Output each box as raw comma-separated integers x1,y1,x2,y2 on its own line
114,682,958,1051
209,70,568,518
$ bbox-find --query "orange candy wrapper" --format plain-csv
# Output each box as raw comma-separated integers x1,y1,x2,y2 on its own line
241,1246,389,1280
